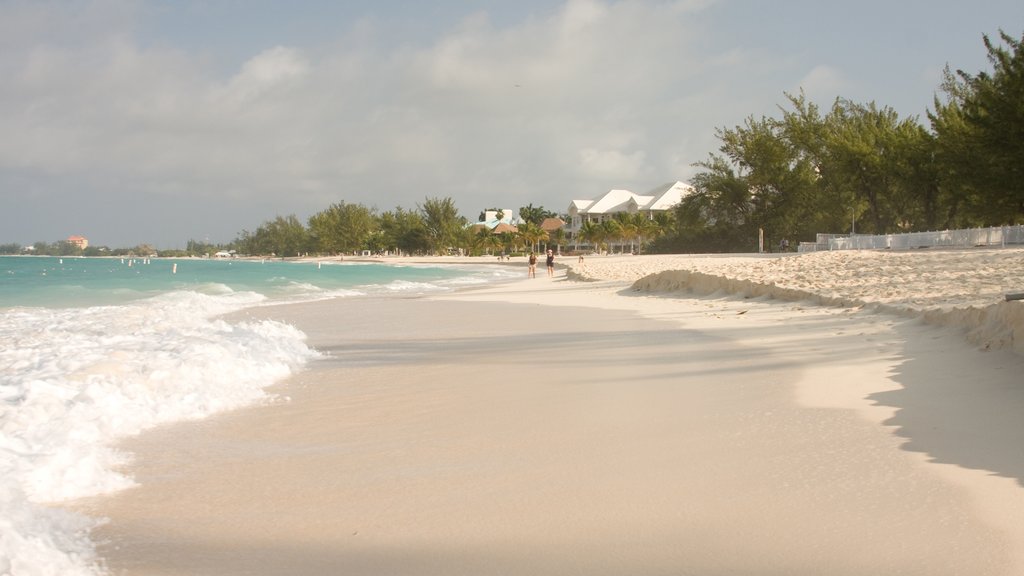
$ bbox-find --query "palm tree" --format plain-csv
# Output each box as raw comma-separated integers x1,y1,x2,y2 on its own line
517,222,548,253
634,214,659,253
614,213,640,254
600,219,623,253
579,220,603,253
470,226,497,256
549,227,567,254
519,204,555,226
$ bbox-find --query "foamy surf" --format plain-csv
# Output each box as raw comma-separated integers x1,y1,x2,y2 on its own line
0,289,318,575
0,255,518,574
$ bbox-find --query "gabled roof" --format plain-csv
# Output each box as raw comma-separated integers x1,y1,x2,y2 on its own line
629,195,654,210
569,181,692,217
641,181,694,210
583,189,636,214
540,217,565,232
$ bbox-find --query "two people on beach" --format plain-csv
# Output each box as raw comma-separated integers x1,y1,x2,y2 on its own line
528,250,555,278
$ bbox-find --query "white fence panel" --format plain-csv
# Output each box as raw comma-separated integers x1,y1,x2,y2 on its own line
799,225,1024,252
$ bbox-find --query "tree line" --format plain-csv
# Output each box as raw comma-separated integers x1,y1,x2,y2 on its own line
231,200,681,258
654,30,1024,253
234,199,572,258
0,241,162,257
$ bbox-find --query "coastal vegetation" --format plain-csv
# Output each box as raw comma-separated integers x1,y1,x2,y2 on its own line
6,31,1020,257
657,30,1024,253
230,199,567,258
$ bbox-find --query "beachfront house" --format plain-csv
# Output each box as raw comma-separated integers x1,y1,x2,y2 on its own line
566,181,693,252
67,235,89,250
474,209,522,231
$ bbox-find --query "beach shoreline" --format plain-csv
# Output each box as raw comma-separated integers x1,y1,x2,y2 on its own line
76,248,1024,575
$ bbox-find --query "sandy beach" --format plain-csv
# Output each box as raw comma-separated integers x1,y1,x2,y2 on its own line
78,248,1024,575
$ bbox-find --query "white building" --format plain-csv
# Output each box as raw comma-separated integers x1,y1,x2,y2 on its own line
566,181,693,250
473,208,522,231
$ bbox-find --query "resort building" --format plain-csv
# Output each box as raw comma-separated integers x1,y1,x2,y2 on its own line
473,209,521,231
67,235,89,250
565,181,693,251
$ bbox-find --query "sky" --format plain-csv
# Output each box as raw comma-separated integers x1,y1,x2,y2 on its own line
2,0,1022,248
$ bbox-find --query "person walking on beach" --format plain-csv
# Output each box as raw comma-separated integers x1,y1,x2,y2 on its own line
528,252,537,278
546,249,555,277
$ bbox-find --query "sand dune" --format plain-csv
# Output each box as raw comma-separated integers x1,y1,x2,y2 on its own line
564,248,1024,354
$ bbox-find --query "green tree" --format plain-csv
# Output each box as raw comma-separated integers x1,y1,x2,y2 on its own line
823,100,934,234
518,204,556,226
308,202,378,255
548,226,566,253
578,220,603,252
932,30,1024,224
665,157,756,253
55,240,83,256
419,197,465,254
613,213,643,253
379,207,429,255
674,91,942,251
469,226,502,256
240,215,309,257
517,221,548,253
928,76,981,228
186,238,221,257
600,219,624,253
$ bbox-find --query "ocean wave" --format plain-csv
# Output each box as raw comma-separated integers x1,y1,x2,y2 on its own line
0,289,318,575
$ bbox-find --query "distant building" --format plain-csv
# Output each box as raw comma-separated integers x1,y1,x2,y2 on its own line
67,235,89,249
474,208,521,230
566,181,693,251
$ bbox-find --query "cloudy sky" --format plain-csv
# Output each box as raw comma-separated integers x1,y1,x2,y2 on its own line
2,0,1021,248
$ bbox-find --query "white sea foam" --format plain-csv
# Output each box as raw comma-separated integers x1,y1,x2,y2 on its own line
0,289,318,575
383,280,448,293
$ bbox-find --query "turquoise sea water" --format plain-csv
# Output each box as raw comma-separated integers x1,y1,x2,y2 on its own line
0,255,517,575
0,255,503,308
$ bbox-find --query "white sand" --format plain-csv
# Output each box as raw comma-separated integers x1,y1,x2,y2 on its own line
81,248,1024,575
565,249,1024,353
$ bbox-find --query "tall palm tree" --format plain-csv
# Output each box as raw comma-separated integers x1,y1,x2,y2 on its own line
634,214,659,253
601,219,623,253
614,213,640,254
579,220,603,253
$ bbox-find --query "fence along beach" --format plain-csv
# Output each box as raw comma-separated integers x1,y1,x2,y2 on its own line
66,247,1024,575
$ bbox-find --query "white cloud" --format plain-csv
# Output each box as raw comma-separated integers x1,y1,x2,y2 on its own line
797,64,849,104
0,0,815,246
578,147,648,180
216,46,310,105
